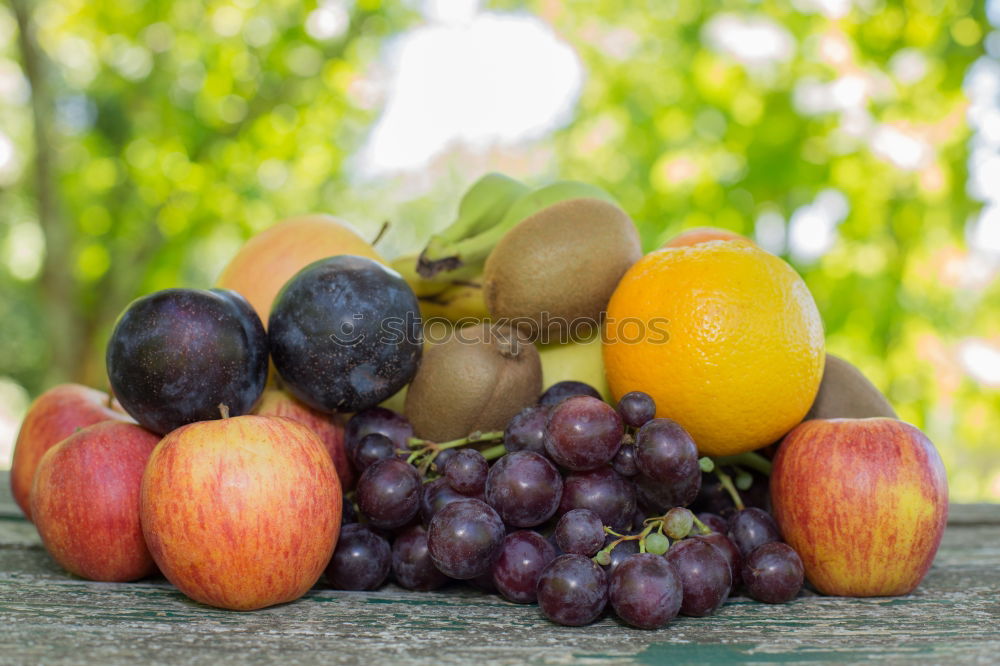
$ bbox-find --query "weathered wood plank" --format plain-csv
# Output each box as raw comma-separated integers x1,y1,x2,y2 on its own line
2,519,998,663
0,471,20,518
2,471,998,664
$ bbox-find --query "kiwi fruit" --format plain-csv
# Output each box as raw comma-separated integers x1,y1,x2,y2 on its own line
483,198,642,341
806,354,897,421
404,323,542,442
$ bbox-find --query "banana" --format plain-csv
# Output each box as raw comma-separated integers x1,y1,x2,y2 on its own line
390,253,489,322
418,173,529,278
536,334,612,401
418,180,619,277
436,172,530,243
416,282,490,322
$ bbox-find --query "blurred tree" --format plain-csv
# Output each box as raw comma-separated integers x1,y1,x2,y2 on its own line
0,0,996,498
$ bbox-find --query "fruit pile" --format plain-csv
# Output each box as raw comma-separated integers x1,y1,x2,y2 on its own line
10,172,949,625
340,385,808,629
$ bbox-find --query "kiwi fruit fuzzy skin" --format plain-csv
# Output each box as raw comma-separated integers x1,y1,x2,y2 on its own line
483,198,642,341
805,353,897,421
404,323,542,442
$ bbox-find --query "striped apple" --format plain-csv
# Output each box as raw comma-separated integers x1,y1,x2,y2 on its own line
771,417,948,597
140,414,341,611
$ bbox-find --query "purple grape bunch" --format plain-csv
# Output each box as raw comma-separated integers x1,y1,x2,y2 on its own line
331,383,804,629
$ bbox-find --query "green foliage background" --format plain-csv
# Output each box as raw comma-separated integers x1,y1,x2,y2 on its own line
0,0,997,500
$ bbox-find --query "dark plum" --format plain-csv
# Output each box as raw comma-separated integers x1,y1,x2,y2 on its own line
503,406,549,455
609,553,683,629
485,451,563,528
345,407,413,465
491,530,557,603
544,396,624,471
536,554,608,626
427,498,505,579
356,457,422,530
728,507,782,557
106,288,268,435
558,467,636,531
741,542,804,604
391,524,450,591
538,380,602,406
269,256,422,413
326,524,391,590
665,538,732,617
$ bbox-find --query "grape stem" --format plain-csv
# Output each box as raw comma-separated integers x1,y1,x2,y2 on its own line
714,468,745,511
712,452,772,476
691,514,712,535
405,431,505,476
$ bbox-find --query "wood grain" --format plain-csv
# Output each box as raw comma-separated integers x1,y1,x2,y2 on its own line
2,472,998,664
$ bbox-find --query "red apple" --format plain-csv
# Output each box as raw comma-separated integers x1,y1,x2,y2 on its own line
11,383,131,521
31,421,161,581
140,415,341,611
253,389,355,489
771,418,948,597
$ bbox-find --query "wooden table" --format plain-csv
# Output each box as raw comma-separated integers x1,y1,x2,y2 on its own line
1,472,997,664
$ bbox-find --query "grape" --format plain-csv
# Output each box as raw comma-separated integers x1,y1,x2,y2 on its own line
693,471,771,518
504,406,549,455
346,408,414,464
728,507,781,557
559,467,636,531
741,542,804,604
469,571,497,592
538,381,601,407
352,432,396,472
694,532,743,590
326,524,391,590
545,396,624,471
433,447,458,474
445,448,488,495
356,457,422,530
644,532,669,555
536,554,608,626
634,419,701,507
611,443,639,477
664,537,731,616
427,498,505,579
697,512,729,535
342,496,357,524
554,509,605,557
391,524,450,591
601,534,639,573
663,507,694,540
491,530,556,604
485,451,563,528
630,507,649,531
420,477,473,525
609,553,683,629
616,391,656,429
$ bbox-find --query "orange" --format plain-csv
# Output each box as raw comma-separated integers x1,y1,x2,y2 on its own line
603,241,824,456
661,227,753,249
